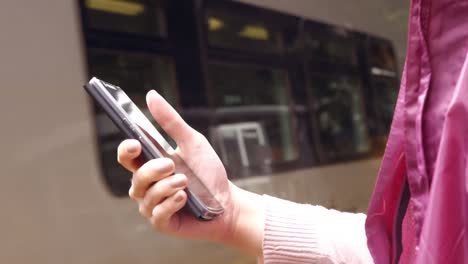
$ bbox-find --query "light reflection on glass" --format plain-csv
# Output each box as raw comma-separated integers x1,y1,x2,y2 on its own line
206,63,298,177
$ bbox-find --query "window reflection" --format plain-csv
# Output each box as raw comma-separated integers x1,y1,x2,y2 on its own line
206,12,283,52
84,0,166,36
373,78,399,133
88,50,176,111
209,64,288,107
367,38,399,134
207,63,298,178
369,39,397,72
305,25,358,67
213,122,271,171
311,74,370,160
305,24,370,160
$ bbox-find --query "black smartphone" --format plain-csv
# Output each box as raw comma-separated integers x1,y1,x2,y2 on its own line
84,77,224,220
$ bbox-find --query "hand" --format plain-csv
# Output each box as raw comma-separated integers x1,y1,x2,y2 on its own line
117,90,264,256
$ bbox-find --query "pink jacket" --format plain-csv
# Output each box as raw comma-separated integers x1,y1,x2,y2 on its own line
260,0,468,263
366,0,468,263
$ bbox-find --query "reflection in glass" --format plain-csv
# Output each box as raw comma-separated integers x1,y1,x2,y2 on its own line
311,74,370,159
88,50,176,113
214,122,271,169
209,64,288,107
206,12,283,52
372,77,399,133
84,0,166,36
368,39,397,72
305,26,358,66
87,50,176,196
367,38,399,134
207,63,297,177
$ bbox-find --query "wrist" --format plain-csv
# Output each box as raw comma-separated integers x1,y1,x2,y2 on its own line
221,183,265,257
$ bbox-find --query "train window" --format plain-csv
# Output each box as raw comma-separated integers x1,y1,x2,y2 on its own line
87,50,178,196
305,25,359,67
369,39,398,73
207,63,298,177
87,50,177,107
309,73,370,160
373,78,399,132
367,38,399,134
304,24,370,161
83,0,166,37
209,64,288,107
205,11,283,53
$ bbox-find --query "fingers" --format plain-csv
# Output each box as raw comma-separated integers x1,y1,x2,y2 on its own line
117,139,142,173
146,90,195,145
139,174,188,218
129,158,175,200
150,190,187,232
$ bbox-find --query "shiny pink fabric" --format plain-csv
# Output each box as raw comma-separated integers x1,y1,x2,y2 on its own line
365,0,468,263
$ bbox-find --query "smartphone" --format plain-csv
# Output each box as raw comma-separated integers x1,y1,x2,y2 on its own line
83,77,224,220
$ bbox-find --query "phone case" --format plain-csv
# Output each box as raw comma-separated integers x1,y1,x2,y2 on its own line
83,77,224,220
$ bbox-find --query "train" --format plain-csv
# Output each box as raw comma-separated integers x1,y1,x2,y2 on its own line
1,0,408,263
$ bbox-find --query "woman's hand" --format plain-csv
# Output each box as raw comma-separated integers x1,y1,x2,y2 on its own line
117,90,264,257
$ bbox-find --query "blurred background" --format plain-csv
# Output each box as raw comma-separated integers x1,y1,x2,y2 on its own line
0,0,409,263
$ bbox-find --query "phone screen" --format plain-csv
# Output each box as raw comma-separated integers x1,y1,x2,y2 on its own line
98,80,223,212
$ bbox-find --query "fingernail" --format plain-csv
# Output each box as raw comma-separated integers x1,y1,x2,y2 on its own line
148,89,157,96
146,90,157,101
146,90,157,108
171,175,187,188
126,140,139,153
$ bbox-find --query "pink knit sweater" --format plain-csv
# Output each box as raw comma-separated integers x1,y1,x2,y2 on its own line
259,195,374,264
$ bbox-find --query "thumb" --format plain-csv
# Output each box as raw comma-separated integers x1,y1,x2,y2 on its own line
146,90,194,145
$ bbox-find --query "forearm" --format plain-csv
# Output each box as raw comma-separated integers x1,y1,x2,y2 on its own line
222,184,265,257
260,195,373,264
222,186,373,263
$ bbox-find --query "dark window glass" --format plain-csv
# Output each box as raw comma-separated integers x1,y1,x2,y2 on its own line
84,0,166,36
310,74,370,160
367,38,399,134
87,50,177,196
88,50,177,108
373,78,399,132
305,25,370,160
206,63,298,178
368,39,397,73
205,12,283,53
209,64,288,107
305,26,359,67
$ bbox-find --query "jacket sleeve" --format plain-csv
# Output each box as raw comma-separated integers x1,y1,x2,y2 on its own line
258,195,374,264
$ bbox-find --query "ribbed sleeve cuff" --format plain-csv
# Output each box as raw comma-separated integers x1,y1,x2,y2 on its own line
260,195,334,264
